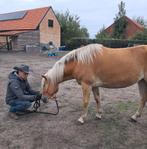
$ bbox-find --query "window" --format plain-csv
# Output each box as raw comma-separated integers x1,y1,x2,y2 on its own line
48,19,53,27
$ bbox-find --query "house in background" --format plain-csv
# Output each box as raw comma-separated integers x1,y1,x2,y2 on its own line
105,16,144,39
0,6,61,51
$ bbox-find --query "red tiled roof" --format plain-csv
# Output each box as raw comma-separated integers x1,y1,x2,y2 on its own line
0,7,50,31
125,16,144,30
105,16,144,32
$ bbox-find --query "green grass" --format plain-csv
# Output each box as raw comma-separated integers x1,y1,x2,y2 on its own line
116,101,138,112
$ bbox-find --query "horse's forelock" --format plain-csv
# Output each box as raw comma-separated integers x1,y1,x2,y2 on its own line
41,77,45,93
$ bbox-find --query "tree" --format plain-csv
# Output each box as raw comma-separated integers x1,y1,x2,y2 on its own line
112,1,127,39
132,17,147,40
95,26,111,39
56,10,89,45
132,28,147,40
133,16,147,28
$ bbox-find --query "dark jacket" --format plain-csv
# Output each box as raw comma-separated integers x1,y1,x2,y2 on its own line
6,71,39,104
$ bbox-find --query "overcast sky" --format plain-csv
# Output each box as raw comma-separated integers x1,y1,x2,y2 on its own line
0,0,146,38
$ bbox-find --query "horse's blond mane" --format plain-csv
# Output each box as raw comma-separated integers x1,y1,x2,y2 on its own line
61,44,103,63
45,44,103,84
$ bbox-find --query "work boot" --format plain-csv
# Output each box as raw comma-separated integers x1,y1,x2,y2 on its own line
8,112,19,120
16,111,28,115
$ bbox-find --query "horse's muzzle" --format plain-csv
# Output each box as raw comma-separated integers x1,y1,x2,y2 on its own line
48,94,57,100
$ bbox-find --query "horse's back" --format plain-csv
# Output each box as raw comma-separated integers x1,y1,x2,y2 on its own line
75,45,147,88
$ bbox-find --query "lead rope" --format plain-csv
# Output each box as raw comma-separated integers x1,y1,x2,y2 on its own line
33,97,59,115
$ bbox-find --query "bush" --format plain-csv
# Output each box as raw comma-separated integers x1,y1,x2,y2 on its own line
67,38,147,50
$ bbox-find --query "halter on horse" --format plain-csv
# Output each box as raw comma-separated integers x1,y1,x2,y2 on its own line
41,44,147,124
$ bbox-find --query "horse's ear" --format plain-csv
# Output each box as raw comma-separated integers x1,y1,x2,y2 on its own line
42,75,47,81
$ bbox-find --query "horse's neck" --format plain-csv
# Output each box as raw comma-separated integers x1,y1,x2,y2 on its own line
62,60,77,82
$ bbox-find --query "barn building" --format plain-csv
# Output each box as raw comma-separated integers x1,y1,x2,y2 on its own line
105,16,144,39
0,7,61,51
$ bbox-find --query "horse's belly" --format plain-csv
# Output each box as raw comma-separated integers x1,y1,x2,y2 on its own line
93,64,144,88
93,74,141,88
101,81,136,88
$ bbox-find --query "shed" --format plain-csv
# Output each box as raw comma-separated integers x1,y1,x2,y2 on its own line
0,6,61,51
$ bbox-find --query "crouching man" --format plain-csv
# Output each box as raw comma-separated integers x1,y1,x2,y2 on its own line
5,64,47,119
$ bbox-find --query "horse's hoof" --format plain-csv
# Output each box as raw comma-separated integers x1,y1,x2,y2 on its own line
95,117,102,120
130,117,137,123
96,114,102,120
78,117,84,124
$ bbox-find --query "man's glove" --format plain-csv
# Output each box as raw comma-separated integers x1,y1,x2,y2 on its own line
34,93,42,101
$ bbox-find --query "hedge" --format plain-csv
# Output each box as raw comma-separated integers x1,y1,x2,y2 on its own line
67,38,147,50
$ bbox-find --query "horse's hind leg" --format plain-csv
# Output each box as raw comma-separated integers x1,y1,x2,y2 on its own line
78,82,91,124
131,80,147,122
92,87,102,119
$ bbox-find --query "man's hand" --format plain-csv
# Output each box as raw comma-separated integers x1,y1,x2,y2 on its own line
34,93,42,101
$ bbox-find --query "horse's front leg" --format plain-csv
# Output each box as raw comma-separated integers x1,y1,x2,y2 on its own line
78,82,91,124
92,87,102,119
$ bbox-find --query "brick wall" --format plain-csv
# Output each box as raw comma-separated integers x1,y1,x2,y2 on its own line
12,30,40,51
39,8,61,47
125,22,143,39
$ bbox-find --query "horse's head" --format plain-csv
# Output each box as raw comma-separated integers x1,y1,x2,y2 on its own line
41,75,59,99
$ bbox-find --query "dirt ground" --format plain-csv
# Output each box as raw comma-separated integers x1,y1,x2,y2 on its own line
0,51,147,149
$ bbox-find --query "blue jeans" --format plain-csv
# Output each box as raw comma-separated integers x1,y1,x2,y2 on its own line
9,100,32,112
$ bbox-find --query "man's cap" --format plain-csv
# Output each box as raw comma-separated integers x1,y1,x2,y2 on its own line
13,64,30,74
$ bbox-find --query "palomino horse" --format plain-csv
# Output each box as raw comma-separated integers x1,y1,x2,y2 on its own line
41,44,147,124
